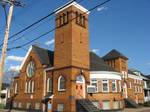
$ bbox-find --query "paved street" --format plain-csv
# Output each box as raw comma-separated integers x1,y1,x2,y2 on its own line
1,108,150,112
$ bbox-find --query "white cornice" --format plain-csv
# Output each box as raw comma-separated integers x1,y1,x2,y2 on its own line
128,73,142,80
90,71,122,80
44,67,54,71
55,1,89,14
20,46,33,70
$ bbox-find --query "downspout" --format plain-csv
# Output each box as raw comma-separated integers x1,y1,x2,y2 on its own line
43,69,47,112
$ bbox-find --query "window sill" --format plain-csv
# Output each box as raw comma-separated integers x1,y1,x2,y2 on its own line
102,91,109,93
58,89,66,92
47,91,52,93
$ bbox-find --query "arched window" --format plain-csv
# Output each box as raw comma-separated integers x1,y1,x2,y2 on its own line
58,76,66,91
31,81,34,93
76,11,79,24
28,81,31,93
63,13,66,24
14,83,18,94
76,75,85,83
47,78,52,92
25,82,28,93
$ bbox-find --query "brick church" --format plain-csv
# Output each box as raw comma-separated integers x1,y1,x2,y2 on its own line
8,1,144,112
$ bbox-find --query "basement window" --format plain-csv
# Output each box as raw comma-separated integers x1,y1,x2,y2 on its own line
57,103,64,112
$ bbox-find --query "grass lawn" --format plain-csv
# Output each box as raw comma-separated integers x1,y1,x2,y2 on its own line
0,103,4,109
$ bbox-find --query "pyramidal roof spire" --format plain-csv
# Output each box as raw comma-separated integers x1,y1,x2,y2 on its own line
55,0,89,14
103,49,128,60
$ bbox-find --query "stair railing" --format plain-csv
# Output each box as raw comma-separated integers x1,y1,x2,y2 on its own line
78,93,101,111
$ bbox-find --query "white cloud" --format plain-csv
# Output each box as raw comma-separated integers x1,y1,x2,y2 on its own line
9,65,20,72
147,63,150,65
97,6,108,12
7,55,24,62
45,39,55,46
91,49,100,55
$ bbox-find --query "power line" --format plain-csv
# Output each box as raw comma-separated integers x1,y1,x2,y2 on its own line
5,0,85,46
10,16,55,44
3,0,112,51
0,0,77,47
6,0,85,48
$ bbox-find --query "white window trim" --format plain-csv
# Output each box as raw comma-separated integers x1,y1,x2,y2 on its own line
118,81,121,92
47,78,52,92
31,81,34,93
140,87,143,93
28,81,31,93
15,83,18,94
25,82,27,93
129,82,132,89
112,80,117,92
58,76,66,91
135,86,137,93
91,79,98,92
102,80,109,92
134,79,136,84
57,103,64,111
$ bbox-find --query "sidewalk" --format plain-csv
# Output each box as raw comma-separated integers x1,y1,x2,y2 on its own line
0,109,27,112
124,107,150,112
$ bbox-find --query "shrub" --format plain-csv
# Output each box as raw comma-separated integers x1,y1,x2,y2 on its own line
0,103,4,109
143,101,150,107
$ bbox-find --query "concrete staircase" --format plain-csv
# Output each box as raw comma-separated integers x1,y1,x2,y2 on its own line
125,98,139,108
76,99,100,112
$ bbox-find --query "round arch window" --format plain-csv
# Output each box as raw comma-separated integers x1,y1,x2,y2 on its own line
26,61,35,78
76,75,85,83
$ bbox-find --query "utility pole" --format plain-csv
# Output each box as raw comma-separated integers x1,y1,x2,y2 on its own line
0,0,23,94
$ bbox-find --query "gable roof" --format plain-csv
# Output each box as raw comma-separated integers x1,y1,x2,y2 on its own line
128,69,137,76
144,75,150,79
32,45,54,67
90,52,116,72
21,46,117,72
20,45,54,70
103,49,128,60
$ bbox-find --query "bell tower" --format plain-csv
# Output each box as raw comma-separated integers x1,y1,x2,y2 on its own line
54,2,89,69
52,2,90,112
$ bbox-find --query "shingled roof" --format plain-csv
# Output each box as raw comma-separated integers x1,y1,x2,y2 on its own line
90,52,115,71
128,69,137,76
31,46,115,72
32,45,54,67
103,49,128,60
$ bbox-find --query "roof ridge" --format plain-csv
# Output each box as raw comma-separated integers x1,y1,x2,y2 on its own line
103,49,128,60
32,45,53,52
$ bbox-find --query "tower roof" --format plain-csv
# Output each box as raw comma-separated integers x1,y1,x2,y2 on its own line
103,49,128,60
55,1,89,14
